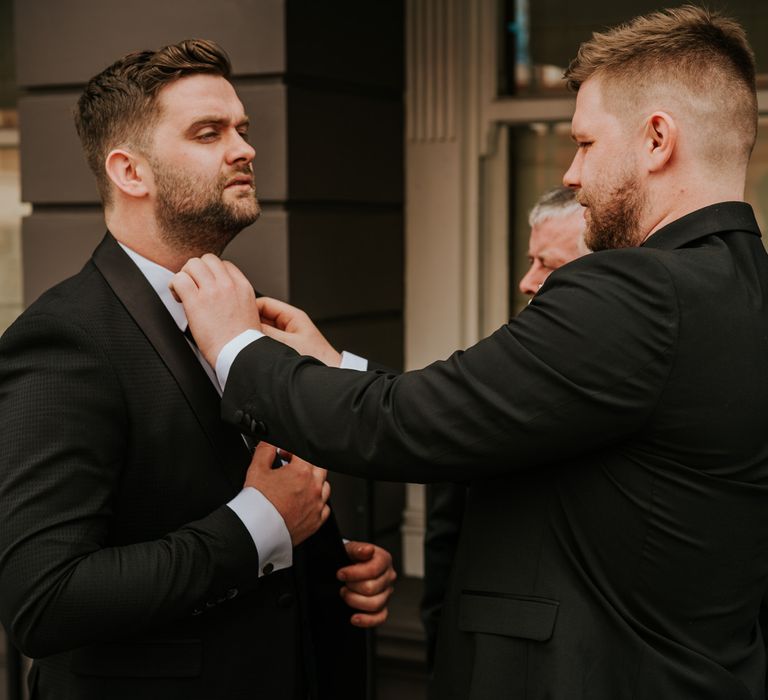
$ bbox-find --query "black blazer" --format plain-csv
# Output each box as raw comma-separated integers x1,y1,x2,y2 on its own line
0,233,364,700
222,202,768,699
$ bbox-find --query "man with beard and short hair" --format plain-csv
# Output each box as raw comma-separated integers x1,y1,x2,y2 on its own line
174,6,768,698
0,39,395,700
421,185,588,669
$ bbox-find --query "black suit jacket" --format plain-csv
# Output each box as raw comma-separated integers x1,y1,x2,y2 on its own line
221,202,768,698
0,234,364,700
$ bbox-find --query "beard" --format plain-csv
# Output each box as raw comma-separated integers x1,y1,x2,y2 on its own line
151,159,261,256
580,169,647,252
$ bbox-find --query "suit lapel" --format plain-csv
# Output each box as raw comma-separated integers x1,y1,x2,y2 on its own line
92,232,250,488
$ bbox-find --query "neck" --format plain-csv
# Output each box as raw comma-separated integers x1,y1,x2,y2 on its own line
105,207,207,272
642,169,746,242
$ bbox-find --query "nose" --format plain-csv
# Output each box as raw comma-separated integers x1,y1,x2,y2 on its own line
227,131,256,165
563,150,581,189
519,262,548,296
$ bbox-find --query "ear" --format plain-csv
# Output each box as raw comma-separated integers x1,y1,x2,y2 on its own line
104,148,152,199
643,111,677,173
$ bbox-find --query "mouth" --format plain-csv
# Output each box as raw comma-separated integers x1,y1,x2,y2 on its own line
225,175,254,189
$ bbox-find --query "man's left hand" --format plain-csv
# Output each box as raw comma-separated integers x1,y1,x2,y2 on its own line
170,254,261,366
338,541,396,628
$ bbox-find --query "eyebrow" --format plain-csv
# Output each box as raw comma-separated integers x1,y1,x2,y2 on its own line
185,116,250,135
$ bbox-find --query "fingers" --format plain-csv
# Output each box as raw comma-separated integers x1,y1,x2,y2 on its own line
256,297,304,331
260,324,291,345
248,441,278,473
181,256,219,288
221,258,252,287
177,255,247,297
349,608,389,628
341,566,397,598
169,270,197,305
276,448,293,462
338,543,394,582
341,583,394,613
344,541,375,563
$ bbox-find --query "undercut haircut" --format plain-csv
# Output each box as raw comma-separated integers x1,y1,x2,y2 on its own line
74,39,231,205
528,186,582,228
565,5,757,165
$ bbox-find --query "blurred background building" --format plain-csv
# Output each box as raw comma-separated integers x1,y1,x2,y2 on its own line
2,1,768,699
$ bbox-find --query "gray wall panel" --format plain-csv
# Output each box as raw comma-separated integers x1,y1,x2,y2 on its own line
223,209,289,300
286,0,403,90
19,93,96,204
288,88,403,203
15,0,285,87
318,315,404,371
22,209,105,305
20,84,288,205
289,209,403,320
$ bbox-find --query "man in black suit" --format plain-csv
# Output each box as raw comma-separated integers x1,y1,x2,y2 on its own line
422,186,588,669
177,6,768,699
0,39,395,700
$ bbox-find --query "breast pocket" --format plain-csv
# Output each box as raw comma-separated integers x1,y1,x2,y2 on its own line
458,591,559,700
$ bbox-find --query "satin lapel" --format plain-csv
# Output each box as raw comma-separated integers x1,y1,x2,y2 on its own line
92,233,250,488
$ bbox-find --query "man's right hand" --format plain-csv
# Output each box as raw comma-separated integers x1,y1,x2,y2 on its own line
246,442,330,546
256,297,342,367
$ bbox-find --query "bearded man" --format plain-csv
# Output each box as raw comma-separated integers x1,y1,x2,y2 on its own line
0,39,396,700
175,6,768,698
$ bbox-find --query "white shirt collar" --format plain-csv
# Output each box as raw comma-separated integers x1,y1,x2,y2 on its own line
117,242,188,332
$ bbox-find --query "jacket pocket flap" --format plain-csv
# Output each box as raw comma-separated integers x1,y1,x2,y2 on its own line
458,592,559,641
70,639,202,678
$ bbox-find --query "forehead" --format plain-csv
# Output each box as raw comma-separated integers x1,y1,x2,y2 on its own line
530,210,585,251
570,78,621,137
156,73,245,124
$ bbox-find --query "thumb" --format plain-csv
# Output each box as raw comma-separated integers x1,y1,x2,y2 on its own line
346,541,375,562
261,325,291,344
249,442,278,472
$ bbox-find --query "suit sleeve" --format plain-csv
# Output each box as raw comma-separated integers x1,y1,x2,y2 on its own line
0,312,261,658
221,250,679,482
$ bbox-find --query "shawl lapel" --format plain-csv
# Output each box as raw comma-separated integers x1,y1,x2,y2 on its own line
91,232,250,488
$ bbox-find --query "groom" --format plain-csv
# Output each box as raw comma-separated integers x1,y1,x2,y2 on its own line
0,39,394,700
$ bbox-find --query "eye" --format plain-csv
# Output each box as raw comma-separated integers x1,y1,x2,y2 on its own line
237,129,250,143
196,131,219,142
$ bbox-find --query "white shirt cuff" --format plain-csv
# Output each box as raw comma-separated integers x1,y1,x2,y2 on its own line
227,487,292,576
216,329,264,389
339,351,368,371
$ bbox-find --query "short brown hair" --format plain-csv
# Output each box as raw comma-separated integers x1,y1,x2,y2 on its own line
565,5,757,165
74,39,231,205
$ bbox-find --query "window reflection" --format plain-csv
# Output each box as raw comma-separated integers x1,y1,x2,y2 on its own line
501,0,768,96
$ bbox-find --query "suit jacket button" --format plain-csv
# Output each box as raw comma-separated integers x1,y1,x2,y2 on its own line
262,562,274,575
277,592,295,609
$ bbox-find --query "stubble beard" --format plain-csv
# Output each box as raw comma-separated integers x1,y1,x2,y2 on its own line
152,160,261,257
581,171,648,252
